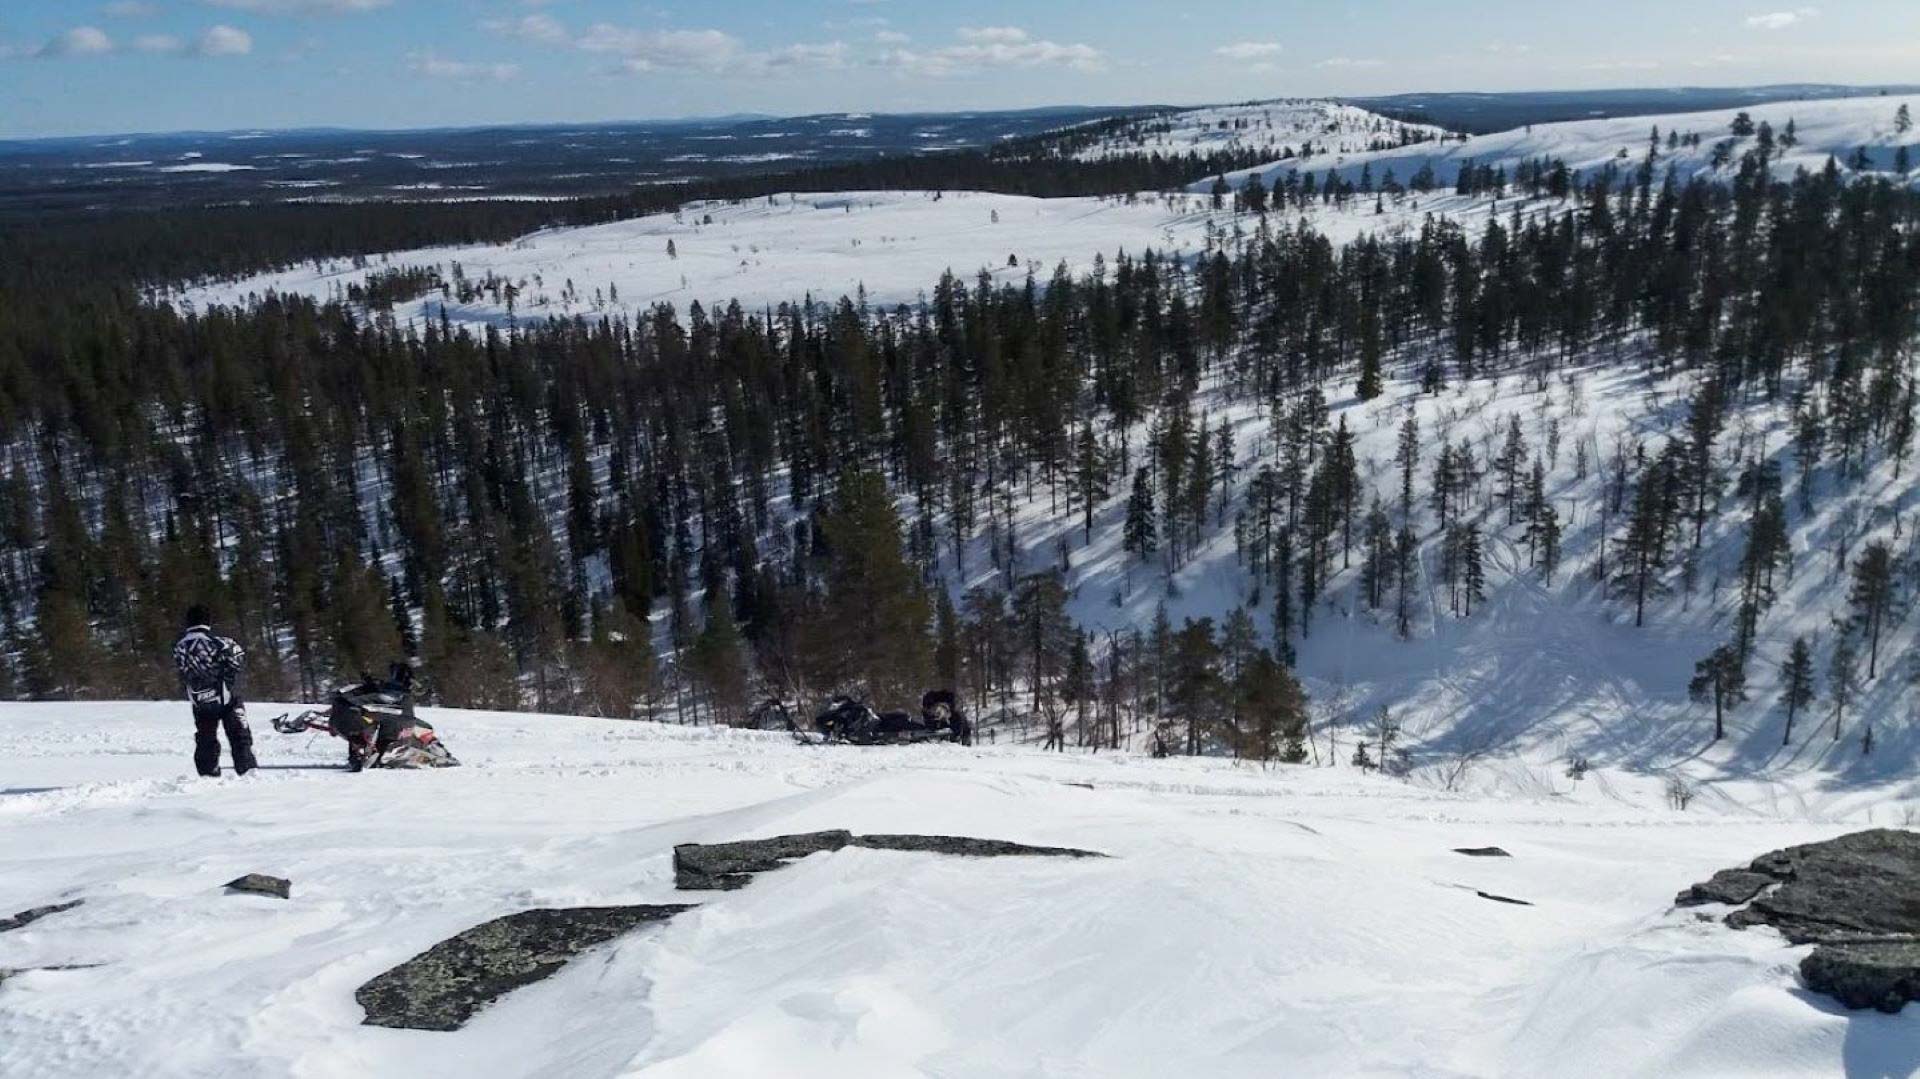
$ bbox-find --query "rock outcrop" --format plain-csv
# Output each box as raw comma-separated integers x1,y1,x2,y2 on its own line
672,831,1106,891
1676,829,1920,1013
0,899,83,933
359,830,1105,1031
357,904,694,1031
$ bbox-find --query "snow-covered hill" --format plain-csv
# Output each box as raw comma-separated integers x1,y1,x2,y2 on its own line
2,704,1915,1077
1215,93,1920,192
1055,99,1446,162
182,190,1234,323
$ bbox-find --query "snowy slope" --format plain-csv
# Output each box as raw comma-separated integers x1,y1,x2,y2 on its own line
1058,100,1446,162
1215,93,1920,192
3,703,1916,1078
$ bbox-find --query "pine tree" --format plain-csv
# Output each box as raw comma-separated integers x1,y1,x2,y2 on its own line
1846,540,1898,679
1461,523,1486,617
1394,414,1421,517
1728,496,1789,662
1689,643,1746,742
1235,649,1308,764
1073,422,1113,544
1828,634,1860,741
1170,618,1222,755
809,470,931,703
1122,466,1158,570
1780,636,1816,745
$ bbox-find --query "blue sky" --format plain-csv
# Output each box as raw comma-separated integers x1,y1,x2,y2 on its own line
1,1,1915,138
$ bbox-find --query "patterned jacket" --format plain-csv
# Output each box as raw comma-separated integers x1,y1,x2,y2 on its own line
173,626,245,707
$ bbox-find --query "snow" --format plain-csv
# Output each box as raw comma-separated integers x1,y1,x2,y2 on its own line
1066,100,1447,163
183,190,1242,322
156,162,258,174
1216,93,1920,193
3,703,1916,1077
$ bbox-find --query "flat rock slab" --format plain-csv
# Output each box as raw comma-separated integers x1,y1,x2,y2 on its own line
1677,829,1920,1013
1453,847,1512,858
225,875,291,900
673,832,1106,891
358,905,693,1031
0,899,83,933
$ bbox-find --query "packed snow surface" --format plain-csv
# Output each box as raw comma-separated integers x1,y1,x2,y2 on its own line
1219,93,1920,192
3,704,1917,1077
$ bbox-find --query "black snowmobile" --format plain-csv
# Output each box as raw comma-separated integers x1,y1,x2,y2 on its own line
803,691,972,746
270,663,459,771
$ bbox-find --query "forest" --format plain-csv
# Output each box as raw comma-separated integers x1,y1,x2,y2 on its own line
2,137,1917,760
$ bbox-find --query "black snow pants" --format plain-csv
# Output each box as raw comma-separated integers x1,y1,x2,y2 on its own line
193,699,256,777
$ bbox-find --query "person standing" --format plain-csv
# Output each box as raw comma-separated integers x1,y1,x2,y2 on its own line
172,606,255,777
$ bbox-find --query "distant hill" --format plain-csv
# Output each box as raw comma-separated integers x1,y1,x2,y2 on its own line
1352,84,1920,134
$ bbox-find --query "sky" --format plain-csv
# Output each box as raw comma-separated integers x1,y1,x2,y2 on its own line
0,1,1916,139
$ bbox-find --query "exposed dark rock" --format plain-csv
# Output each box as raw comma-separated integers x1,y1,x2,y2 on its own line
357,905,693,1031
0,963,100,986
673,831,1105,891
1674,868,1776,908
673,830,855,891
1453,847,1512,858
853,835,1105,860
0,899,83,933
225,874,291,900
1679,829,1920,1013
1802,940,1920,1013
1476,891,1533,906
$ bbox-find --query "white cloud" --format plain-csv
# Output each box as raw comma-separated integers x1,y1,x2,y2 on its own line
481,12,567,45
957,26,1029,45
881,26,1105,77
1215,41,1282,62
1316,56,1384,68
579,25,743,72
1746,7,1818,30
39,26,115,57
483,16,890,79
873,29,910,45
104,1,160,16
407,49,518,80
124,23,252,56
1581,58,1660,71
206,0,390,14
196,23,252,55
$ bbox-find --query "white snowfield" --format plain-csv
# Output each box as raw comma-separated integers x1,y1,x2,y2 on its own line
1063,100,1447,162
182,190,1239,326
1217,93,1920,193
1,704,1915,1078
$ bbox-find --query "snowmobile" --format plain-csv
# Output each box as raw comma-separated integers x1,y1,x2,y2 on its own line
269,664,459,771
801,691,972,746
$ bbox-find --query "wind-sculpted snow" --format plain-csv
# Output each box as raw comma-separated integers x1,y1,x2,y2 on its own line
3,703,1919,1076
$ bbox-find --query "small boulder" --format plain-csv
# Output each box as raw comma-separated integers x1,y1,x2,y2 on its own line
225,874,291,900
